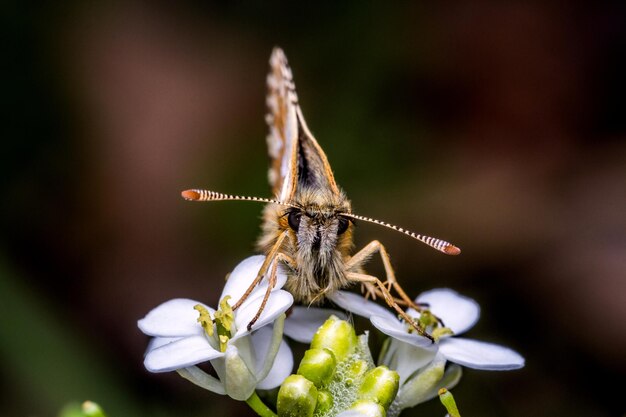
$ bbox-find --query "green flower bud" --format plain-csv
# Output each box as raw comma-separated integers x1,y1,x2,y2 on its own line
311,316,358,361
358,366,399,410
297,348,336,387
315,389,333,414
223,346,256,401
350,400,385,417
345,359,369,386
277,375,318,417
438,388,461,417
81,401,106,417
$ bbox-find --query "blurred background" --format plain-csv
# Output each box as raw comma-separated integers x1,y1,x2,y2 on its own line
2,2,625,416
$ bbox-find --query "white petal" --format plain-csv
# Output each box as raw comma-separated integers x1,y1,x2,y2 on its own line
223,344,257,400
389,340,438,385
418,364,463,404
412,289,480,335
251,315,286,382
138,299,209,337
283,306,347,343
147,337,181,351
394,352,447,409
256,338,293,389
396,361,463,409
439,338,525,370
233,290,293,338
144,335,223,372
220,256,266,301
328,291,397,322
220,256,288,303
371,315,436,348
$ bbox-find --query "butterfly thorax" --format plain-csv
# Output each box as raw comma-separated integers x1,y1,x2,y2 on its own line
257,187,354,304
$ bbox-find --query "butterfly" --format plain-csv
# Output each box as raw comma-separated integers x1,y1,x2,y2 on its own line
182,48,460,341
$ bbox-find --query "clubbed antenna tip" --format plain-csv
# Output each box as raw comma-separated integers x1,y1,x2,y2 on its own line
181,190,201,201
444,245,461,256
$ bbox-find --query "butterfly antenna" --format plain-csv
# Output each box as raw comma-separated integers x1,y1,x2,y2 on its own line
340,213,461,255
182,189,298,208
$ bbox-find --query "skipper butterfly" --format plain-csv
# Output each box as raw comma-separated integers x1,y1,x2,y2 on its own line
182,48,460,340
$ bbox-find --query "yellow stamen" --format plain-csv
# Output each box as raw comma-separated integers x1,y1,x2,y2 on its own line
214,295,234,332
418,310,439,329
194,304,214,337
432,327,454,342
219,335,230,352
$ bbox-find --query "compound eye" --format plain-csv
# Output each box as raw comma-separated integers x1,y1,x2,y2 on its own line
287,210,302,232
337,217,350,235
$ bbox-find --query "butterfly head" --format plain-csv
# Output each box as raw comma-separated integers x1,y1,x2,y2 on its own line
279,187,353,256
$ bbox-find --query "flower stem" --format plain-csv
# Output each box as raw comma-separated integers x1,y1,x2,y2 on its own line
246,392,277,417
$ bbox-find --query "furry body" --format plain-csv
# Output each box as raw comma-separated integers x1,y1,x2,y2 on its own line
257,187,356,304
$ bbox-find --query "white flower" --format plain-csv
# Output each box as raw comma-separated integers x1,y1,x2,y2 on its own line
138,255,294,400
331,288,523,415
138,255,346,400
329,288,525,371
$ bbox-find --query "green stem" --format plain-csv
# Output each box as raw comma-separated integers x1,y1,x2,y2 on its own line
246,392,277,417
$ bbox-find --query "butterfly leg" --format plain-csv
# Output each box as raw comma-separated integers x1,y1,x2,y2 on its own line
361,282,378,300
346,240,423,312
246,252,295,331
231,231,289,312
346,271,433,342
363,285,420,307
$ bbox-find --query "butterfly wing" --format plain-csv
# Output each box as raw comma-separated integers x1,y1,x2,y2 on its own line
266,48,340,203
266,48,299,201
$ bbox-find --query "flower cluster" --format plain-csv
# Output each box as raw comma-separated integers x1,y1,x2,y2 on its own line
329,289,524,415
138,256,524,416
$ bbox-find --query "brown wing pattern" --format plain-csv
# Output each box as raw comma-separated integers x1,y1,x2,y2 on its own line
266,48,299,201
266,48,341,202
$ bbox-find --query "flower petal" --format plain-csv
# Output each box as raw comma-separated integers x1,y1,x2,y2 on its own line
220,256,288,303
385,339,438,385
283,306,347,343
223,344,257,400
394,352,447,409
256,338,293,389
328,291,397,322
138,298,209,337
220,255,266,301
439,337,525,370
252,314,286,383
233,290,294,338
144,335,223,372
412,289,480,335
147,336,182,351
417,364,463,404
396,356,462,410
371,315,436,348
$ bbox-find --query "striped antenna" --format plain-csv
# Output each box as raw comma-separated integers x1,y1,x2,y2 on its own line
181,189,298,208
340,213,461,255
